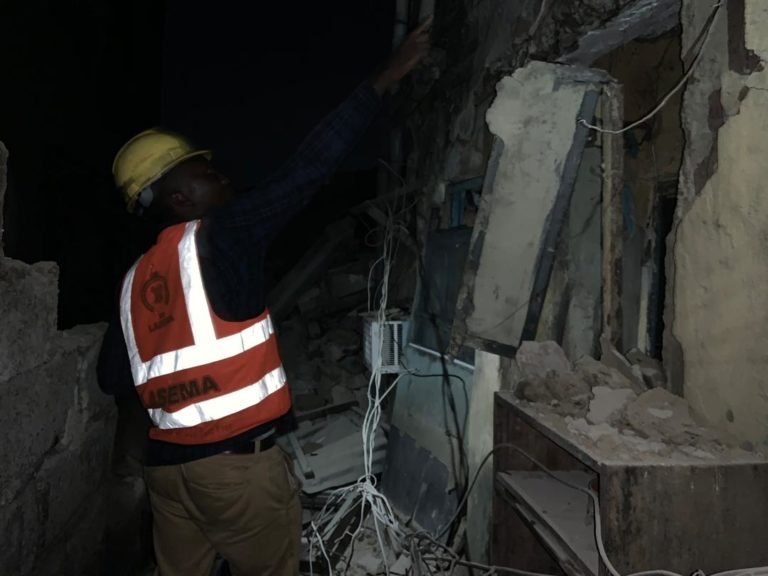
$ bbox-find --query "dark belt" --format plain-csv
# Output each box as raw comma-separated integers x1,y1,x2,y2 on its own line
223,436,276,455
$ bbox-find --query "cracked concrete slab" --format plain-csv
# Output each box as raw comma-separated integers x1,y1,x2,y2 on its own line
455,62,608,353
560,0,681,65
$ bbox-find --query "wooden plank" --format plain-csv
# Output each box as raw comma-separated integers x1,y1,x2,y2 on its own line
493,395,591,573
495,392,604,471
497,471,599,576
601,83,625,350
492,483,564,574
494,391,768,575
600,464,768,575
495,392,597,472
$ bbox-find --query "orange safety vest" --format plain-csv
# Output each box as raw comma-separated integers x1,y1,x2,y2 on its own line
119,221,292,444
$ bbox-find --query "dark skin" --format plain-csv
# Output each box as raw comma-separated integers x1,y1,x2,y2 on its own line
151,16,433,222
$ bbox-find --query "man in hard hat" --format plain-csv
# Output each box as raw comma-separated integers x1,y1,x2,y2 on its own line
97,18,431,576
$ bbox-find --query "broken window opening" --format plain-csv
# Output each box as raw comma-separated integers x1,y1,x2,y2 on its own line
595,28,684,363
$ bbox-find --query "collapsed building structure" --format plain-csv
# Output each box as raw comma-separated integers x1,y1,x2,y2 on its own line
2,0,768,575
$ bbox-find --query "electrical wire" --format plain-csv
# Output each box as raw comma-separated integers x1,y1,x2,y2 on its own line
579,0,725,135
308,193,412,575
425,441,768,576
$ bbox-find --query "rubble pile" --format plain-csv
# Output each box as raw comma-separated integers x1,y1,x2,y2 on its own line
279,311,370,412
512,340,757,461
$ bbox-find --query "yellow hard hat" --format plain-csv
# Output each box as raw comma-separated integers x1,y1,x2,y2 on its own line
112,128,212,212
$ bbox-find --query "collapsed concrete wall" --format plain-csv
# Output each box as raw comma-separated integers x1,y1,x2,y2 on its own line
401,0,671,564
0,143,116,576
669,1,768,447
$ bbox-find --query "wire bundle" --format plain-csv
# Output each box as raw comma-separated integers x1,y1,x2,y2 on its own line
307,195,410,575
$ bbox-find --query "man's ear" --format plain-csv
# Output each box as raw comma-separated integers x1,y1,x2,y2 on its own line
169,190,193,208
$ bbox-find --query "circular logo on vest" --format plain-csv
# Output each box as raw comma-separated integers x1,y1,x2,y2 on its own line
141,272,174,331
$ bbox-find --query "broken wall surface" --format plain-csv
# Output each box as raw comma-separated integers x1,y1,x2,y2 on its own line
670,2,768,447
399,0,670,564
0,143,116,576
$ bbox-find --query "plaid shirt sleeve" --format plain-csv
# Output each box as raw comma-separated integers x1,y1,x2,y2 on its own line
196,81,382,321
207,81,382,237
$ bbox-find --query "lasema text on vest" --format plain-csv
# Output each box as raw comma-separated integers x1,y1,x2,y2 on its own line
147,375,221,408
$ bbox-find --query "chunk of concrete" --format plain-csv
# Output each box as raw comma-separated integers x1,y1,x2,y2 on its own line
516,340,572,379
0,257,59,382
586,386,637,425
32,487,107,576
457,63,609,351
624,388,723,445
0,482,38,575
59,324,112,441
576,355,640,392
626,348,667,389
330,384,356,405
0,352,78,506
34,416,114,542
599,334,647,393
517,370,593,417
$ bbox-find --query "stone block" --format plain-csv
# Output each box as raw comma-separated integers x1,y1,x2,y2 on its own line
0,257,59,382
33,487,107,576
515,340,572,379
0,352,78,507
34,416,114,542
0,482,41,576
57,324,113,444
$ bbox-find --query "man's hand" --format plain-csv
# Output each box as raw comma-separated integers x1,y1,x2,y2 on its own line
373,15,433,95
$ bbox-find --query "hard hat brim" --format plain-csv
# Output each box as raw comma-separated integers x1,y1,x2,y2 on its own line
125,148,213,213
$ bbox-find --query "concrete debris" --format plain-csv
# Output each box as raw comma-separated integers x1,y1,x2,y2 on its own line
598,334,647,394
559,0,681,66
516,371,592,418
326,267,368,300
284,412,387,495
626,348,667,389
516,340,573,379
624,388,730,446
322,328,360,362
267,217,357,321
586,386,636,425
575,355,638,391
340,515,400,576
514,342,757,462
566,416,668,455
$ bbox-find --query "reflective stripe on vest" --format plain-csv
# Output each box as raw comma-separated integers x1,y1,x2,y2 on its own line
120,221,288,431
148,365,287,429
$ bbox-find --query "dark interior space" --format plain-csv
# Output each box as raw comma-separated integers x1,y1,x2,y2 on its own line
4,1,768,575
0,0,394,329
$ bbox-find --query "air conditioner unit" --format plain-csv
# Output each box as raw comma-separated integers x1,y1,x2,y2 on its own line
363,315,408,374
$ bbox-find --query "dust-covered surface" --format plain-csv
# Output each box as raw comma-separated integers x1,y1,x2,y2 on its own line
508,341,767,466
462,62,608,350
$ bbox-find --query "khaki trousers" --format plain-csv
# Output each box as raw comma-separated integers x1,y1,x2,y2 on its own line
144,446,302,576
